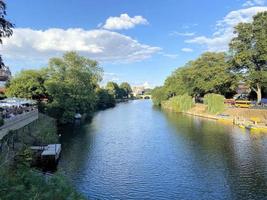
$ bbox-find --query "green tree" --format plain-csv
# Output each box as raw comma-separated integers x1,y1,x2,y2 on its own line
186,52,236,97
106,81,121,99
0,0,14,68
162,52,236,99
119,82,132,98
164,66,192,98
151,86,168,106
229,11,267,103
96,88,115,109
45,52,103,123
6,69,48,100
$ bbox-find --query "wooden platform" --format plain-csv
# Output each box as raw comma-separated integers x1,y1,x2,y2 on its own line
41,144,61,160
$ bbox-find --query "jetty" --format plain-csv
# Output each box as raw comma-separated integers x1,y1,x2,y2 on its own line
31,144,61,170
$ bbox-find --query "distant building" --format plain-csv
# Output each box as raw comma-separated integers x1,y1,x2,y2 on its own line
132,86,145,97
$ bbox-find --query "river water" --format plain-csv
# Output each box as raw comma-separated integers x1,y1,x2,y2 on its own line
59,100,267,200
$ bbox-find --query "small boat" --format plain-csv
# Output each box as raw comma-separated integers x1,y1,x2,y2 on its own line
74,113,82,119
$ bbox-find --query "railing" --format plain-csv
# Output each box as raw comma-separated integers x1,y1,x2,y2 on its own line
0,109,39,140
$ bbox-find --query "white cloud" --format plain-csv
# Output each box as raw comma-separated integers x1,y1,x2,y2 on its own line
133,81,154,89
181,48,193,52
142,81,153,89
101,72,120,86
0,28,161,64
186,6,267,52
170,31,195,37
102,13,148,30
243,0,265,7
159,52,179,59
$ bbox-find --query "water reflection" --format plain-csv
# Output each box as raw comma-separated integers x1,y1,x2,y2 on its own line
59,101,267,200
164,111,267,199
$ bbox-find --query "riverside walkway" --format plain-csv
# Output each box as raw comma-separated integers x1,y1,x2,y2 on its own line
0,109,39,140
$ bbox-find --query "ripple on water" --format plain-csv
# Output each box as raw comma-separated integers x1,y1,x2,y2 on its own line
59,101,267,200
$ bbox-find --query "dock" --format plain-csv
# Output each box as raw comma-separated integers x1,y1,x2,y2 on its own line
30,144,61,171
41,144,61,160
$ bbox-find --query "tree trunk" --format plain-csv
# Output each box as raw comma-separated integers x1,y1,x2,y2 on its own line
256,83,262,105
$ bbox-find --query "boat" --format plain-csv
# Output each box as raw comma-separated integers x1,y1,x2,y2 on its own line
74,113,82,119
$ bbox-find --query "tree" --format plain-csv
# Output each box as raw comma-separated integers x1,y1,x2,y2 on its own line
44,52,103,123
151,86,168,106
5,52,105,123
0,0,14,68
106,82,120,99
188,52,236,97
164,66,192,98
119,82,132,98
96,88,115,109
6,69,48,100
229,11,267,104
163,52,236,99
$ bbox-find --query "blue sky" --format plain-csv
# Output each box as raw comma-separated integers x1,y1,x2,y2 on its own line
2,0,267,87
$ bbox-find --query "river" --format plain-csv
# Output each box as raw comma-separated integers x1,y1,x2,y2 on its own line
59,100,267,200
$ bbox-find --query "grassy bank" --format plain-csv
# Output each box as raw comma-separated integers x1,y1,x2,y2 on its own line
162,101,267,132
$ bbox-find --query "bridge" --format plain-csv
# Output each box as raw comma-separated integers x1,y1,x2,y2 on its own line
139,94,152,99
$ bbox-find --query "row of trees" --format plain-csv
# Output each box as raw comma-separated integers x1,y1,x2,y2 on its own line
152,11,267,105
106,81,132,99
6,52,132,123
97,82,132,109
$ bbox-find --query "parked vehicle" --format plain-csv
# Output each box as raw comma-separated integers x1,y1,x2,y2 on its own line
235,100,253,108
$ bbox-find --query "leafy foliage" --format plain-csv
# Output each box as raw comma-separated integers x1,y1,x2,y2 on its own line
106,81,121,99
229,11,267,103
151,86,168,106
6,52,104,123
204,93,225,114
165,52,236,97
44,52,102,123
96,88,116,109
152,52,236,106
162,94,194,112
6,69,48,100
119,82,132,98
0,162,85,200
0,0,14,68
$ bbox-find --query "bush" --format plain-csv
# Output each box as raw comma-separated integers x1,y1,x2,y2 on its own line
151,86,168,106
204,93,225,114
163,94,194,112
0,148,85,200
0,166,85,200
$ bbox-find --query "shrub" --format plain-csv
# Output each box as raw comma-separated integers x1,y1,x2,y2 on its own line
163,94,194,112
151,86,168,106
204,93,225,114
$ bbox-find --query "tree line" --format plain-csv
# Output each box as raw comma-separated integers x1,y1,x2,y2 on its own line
152,11,267,106
5,52,133,123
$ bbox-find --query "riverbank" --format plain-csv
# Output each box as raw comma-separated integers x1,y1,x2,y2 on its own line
162,103,267,132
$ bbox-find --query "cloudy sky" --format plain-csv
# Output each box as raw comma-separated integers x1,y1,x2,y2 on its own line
1,0,267,87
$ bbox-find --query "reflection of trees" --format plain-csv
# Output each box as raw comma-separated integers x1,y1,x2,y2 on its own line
163,111,267,199
58,121,94,176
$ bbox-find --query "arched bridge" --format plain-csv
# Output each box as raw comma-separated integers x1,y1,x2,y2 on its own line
139,95,152,99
